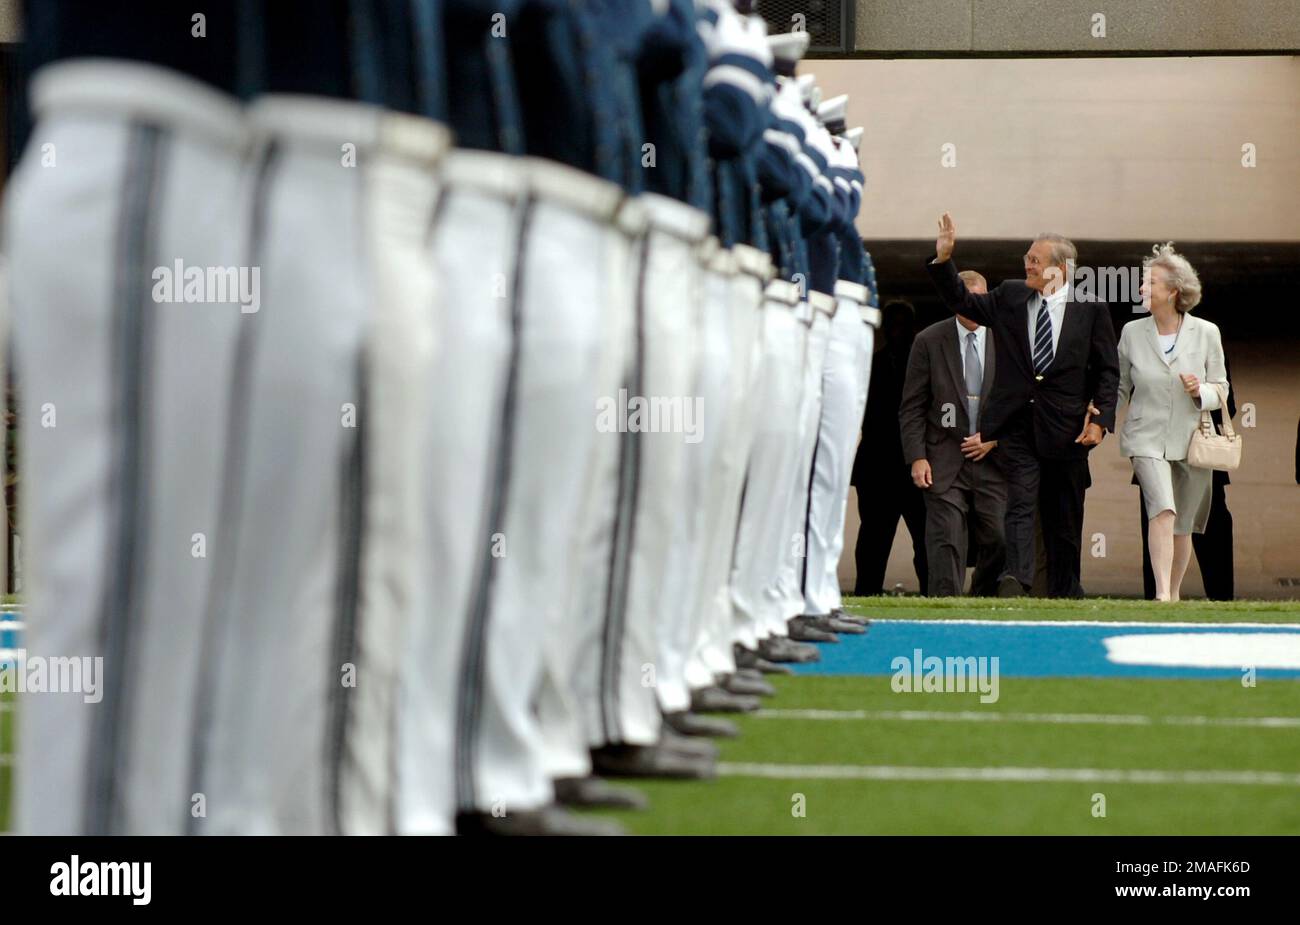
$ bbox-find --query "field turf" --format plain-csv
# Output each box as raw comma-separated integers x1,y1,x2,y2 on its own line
2,597,1298,834
578,597,1300,835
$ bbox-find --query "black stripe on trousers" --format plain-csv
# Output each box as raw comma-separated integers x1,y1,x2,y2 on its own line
599,232,651,745
184,140,281,834
327,348,369,834
454,194,535,813
85,123,167,836
800,428,825,599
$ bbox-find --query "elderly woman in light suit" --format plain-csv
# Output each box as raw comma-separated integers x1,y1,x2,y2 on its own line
1118,243,1229,601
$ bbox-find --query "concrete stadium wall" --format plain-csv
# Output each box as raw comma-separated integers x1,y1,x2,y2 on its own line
806,55,1300,242
851,0,1300,54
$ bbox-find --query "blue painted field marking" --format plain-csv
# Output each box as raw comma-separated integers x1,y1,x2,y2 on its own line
0,610,22,669
794,619,1300,680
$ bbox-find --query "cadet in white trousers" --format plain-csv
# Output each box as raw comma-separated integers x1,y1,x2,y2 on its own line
654,237,719,717
730,280,804,649
689,246,771,683
472,158,626,815
755,298,814,641
536,188,640,793
348,110,446,833
571,199,649,751
195,96,442,836
803,281,876,617
399,150,524,834
775,296,834,626
584,193,713,777
612,192,707,741
10,59,250,836
674,244,741,696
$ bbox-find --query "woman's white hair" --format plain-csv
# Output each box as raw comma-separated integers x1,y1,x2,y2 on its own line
1143,242,1202,314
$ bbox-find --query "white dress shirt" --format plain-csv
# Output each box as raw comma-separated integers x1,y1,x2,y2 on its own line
955,318,987,386
1028,284,1069,360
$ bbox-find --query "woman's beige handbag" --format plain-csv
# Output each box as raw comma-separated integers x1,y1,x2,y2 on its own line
1187,384,1242,472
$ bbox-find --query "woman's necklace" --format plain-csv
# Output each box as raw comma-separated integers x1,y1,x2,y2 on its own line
1162,312,1183,354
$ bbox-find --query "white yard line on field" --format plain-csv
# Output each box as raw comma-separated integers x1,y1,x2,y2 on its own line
717,762,1300,787
754,708,1300,728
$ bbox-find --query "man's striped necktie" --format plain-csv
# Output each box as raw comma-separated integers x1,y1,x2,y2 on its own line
1033,295,1054,375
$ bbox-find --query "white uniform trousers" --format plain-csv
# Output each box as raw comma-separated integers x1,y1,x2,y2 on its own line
776,300,833,622
729,282,803,647
478,160,625,796
655,242,727,712
759,302,819,637
585,194,709,744
7,61,250,835
398,151,524,831
571,200,647,749
195,97,443,836
803,282,875,615
690,253,767,680
534,177,635,781
348,112,445,832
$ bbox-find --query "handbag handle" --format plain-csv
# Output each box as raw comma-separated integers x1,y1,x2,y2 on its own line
1199,383,1235,438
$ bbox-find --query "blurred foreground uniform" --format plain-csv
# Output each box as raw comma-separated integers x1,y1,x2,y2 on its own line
195,1,445,835
8,2,251,835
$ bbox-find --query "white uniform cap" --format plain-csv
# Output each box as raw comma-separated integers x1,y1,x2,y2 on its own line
766,31,810,66
817,94,848,127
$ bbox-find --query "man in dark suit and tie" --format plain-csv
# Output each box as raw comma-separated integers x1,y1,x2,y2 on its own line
899,271,1008,596
926,213,1120,598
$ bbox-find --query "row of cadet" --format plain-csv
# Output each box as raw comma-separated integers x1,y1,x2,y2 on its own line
6,0,882,835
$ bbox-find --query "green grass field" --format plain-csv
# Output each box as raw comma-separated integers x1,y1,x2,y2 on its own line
0,689,12,834
578,596,1300,835
1,597,1297,834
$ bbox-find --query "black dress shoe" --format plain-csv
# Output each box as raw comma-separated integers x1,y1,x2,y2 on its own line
733,644,796,674
553,776,649,811
787,616,838,643
664,710,740,738
802,613,866,635
659,727,720,760
722,673,777,697
691,685,761,713
830,608,870,627
590,743,716,780
996,575,1026,598
758,636,820,663
456,805,625,836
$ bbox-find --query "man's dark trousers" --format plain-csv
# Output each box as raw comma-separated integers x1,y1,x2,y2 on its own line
998,413,1091,598
927,458,1005,596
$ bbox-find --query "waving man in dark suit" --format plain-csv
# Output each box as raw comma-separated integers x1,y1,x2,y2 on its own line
926,214,1119,598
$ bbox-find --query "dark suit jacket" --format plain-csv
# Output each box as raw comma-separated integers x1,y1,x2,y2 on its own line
925,257,1120,459
898,318,998,494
